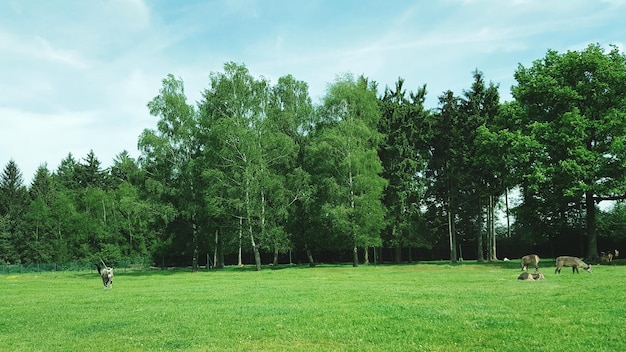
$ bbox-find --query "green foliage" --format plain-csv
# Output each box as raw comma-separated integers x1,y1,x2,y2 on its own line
306,74,387,266
512,44,626,259
598,202,626,241
378,78,433,260
3,45,626,267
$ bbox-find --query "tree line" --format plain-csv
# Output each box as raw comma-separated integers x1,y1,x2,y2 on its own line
2,44,626,269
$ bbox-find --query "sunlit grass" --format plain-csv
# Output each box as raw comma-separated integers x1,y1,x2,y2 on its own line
1,262,624,351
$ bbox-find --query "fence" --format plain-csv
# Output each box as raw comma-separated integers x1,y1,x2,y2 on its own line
0,257,151,275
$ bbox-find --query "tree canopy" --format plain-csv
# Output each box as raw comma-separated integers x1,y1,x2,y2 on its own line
2,44,626,267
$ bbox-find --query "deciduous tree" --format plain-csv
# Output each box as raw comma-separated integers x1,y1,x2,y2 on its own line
308,74,387,267
512,44,626,260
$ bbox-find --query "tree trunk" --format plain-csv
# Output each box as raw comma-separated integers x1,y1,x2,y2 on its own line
214,229,224,269
251,234,262,271
237,217,243,267
273,245,279,266
352,244,359,267
448,194,457,263
363,247,370,265
585,190,599,261
249,220,262,271
392,224,402,263
477,196,484,263
394,245,402,264
487,195,498,261
306,247,316,267
192,222,198,272
245,182,262,271
102,199,106,224
505,188,511,238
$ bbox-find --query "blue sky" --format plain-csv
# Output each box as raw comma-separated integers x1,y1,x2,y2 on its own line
1,0,625,184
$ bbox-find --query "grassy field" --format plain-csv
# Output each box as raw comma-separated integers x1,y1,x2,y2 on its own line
1,261,625,352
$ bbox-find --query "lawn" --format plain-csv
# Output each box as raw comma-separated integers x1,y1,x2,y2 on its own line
1,261,624,351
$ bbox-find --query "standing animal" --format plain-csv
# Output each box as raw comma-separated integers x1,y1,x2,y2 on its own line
555,256,592,274
521,254,540,272
600,249,619,265
96,263,114,290
518,272,545,281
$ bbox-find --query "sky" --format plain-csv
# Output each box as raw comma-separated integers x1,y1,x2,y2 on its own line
1,0,625,185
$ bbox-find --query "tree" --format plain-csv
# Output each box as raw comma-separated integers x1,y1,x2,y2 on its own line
266,74,314,265
30,164,53,202
109,151,159,258
460,70,501,262
426,70,505,263
21,164,55,263
512,44,626,261
427,90,463,263
139,74,201,268
378,78,433,262
21,195,54,262
0,215,17,263
75,150,106,189
199,62,274,271
54,153,79,190
0,160,29,217
0,160,29,263
597,202,626,246
307,74,387,267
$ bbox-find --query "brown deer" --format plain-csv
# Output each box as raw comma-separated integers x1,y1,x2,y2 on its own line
600,249,619,265
520,254,540,272
518,272,545,281
555,256,592,274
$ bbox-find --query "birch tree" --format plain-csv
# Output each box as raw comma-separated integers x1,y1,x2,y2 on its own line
307,74,387,267
139,74,201,269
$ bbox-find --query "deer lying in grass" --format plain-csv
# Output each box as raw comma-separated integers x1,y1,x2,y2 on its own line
521,254,540,272
555,256,592,274
518,272,545,281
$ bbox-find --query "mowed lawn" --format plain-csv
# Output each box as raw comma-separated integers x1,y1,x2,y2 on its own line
1,262,625,352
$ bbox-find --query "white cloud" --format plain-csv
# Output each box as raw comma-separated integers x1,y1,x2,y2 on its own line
34,36,91,69
1,107,98,178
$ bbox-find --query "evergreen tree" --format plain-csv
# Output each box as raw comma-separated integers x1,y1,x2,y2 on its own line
378,78,433,262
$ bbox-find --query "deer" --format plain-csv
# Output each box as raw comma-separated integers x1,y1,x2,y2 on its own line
96,258,114,290
520,254,540,272
555,256,592,274
600,249,619,265
518,272,545,281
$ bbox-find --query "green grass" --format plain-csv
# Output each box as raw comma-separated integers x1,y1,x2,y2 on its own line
1,262,625,351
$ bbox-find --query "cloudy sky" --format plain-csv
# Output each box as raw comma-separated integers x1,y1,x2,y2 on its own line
1,0,624,184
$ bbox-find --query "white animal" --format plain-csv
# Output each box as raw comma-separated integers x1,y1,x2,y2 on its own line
96,263,114,290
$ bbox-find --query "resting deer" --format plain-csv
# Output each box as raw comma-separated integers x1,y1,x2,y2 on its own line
518,272,545,281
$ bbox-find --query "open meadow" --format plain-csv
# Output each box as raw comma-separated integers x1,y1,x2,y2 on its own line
1,261,625,352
